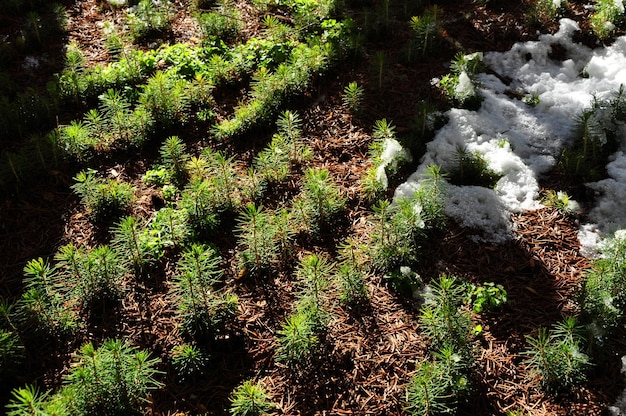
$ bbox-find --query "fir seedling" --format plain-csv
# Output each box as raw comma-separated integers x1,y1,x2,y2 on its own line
18,257,79,338
405,346,471,416
276,110,311,164
275,311,319,364
295,253,334,329
369,167,446,272
171,342,210,382
236,204,280,274
420,275,474,356
72,170,135,222
180,178,221,238
529,0,567,25
558,89,625,183
525,317,591,393
58,121,96,162
55,243,125,307
293,168,346,237
6,384,69,416
438,52,484,108
138,71,189,127
409,6,442,56
254,136,291,185
171,244,238,338
0,329,24,378
159,136,190,185
362,119,412,200
579,230,626,338
229,379,274,416
63,339,163,415
196,1,242,43
335,237,369,306
111,216,164,276
449,144,501,188
127,0,172,40
203,148,241,210
342,81,365,116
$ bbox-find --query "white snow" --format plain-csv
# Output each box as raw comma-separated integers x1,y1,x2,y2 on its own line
376,137,412,190
395,18,626,248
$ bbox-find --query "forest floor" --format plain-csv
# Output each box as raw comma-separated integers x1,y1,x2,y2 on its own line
1,0,625,415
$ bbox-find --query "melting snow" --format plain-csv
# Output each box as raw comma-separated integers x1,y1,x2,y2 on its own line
395,19,626,250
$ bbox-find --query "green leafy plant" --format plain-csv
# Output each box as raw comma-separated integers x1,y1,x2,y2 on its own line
72,170,135,222
525,317,591,393
466,282,507,313
523,92,541,107
229,379,274,416
150,206,190,247
171,342,210,382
